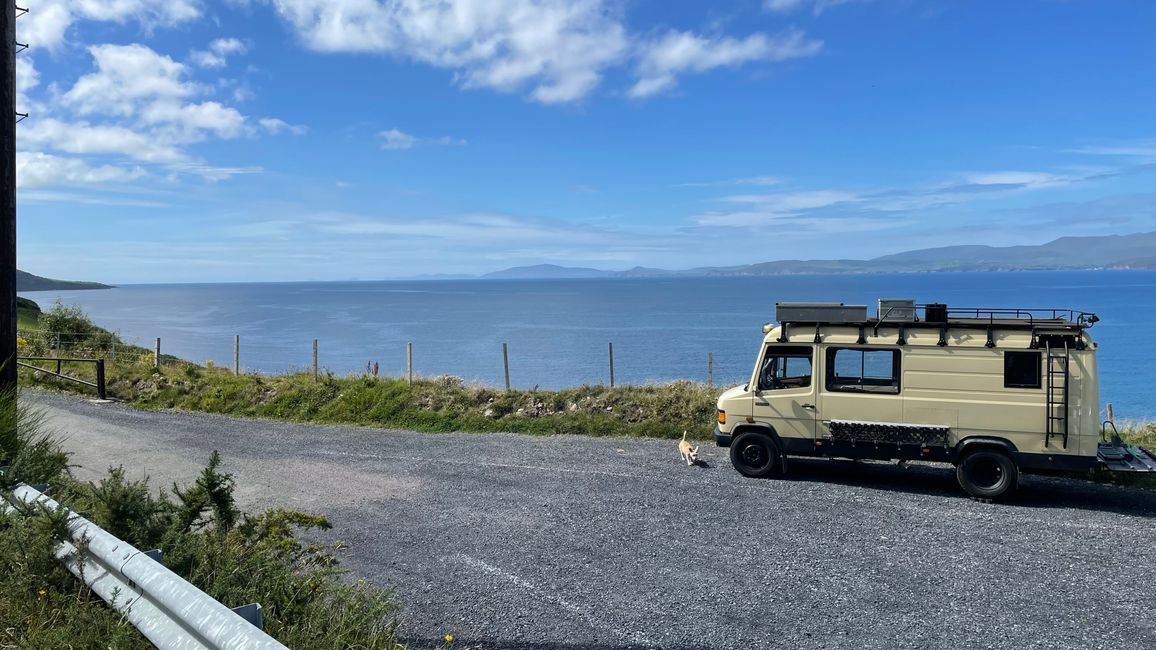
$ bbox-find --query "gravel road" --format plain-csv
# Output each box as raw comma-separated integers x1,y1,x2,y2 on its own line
25,390,1156,650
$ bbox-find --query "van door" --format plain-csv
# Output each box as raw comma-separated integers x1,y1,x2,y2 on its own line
817,346,903,434
752,345,817,445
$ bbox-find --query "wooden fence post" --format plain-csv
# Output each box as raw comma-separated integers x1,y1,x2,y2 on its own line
312,339,319,381
233,335,240,376
407,342,413,385
95,360,107,400
608,342,615,387
154,337,161,370
708,351,713,387
502,343,510,391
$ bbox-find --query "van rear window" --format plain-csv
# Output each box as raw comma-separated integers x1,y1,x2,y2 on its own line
1004,351,1042,388
826,348,900,394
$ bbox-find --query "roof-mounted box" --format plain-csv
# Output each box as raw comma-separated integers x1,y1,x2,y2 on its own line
776,302,868,324
878,298,917,322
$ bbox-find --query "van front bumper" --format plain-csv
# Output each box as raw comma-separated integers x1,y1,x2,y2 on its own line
714,425,733,448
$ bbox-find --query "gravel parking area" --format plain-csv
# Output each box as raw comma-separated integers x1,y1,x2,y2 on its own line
28,390,1156,650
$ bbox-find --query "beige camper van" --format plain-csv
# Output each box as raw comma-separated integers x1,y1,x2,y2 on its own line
714,301,1156,500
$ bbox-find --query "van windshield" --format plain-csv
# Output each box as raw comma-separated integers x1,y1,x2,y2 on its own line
757,346,813,390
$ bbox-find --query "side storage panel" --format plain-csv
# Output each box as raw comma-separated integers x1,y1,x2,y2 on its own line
900,329,1045,452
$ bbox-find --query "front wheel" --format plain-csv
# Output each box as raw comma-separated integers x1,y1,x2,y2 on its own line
956,449,1019,501
730,431,784,478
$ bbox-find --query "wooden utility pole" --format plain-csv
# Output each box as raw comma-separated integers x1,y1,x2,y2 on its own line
154,338,161,370
406,342,413,384
1,3,17,394
233,335,240,375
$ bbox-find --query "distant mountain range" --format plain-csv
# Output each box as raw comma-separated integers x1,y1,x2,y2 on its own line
16,269,112,291
452,231,1156,280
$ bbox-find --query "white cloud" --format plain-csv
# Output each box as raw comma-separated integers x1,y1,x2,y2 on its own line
673,175,784,188
293,211,635,249
963,171,1070,189
20,118,188,163
63,44,192,117
379,129,417,150
191,38,248,68
18,0,202,51
140,101,251,140
18,42,297,182
15,57,39,113
629,29,822,99
694,191,860,227
165,162,264,182
259,118,308,135
15,57,39,94
379,128,466,150
16,151,146,188
692,165,1113,230
764,0,856,15
1066,139,1156,161
724,190,859,209
266,0,629,104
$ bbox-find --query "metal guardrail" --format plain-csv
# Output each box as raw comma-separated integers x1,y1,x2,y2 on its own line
16,356,107,399
1,483,288,650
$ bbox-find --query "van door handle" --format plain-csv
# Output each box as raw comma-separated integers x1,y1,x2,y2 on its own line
801,403,815,410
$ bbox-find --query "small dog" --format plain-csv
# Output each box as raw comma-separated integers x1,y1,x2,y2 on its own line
678,431,699,466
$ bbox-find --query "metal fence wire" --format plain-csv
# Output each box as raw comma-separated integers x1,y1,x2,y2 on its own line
16,329,742,389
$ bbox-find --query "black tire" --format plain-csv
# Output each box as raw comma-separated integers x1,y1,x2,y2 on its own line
730,431,784,478
956,449,1019,500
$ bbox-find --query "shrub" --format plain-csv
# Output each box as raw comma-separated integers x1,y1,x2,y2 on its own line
0,388,70,490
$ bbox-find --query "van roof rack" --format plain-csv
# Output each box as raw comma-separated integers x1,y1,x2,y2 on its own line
772,302,1097,348
774,302,1098,330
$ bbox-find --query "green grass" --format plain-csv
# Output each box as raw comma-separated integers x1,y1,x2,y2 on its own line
66,362,721,440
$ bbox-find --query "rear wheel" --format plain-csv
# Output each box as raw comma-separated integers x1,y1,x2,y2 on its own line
730,431,784,478
956,449,1018,501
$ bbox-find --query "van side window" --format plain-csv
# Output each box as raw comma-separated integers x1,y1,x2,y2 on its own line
1004,351,1042,388
757,346,813,391
826,348,900,394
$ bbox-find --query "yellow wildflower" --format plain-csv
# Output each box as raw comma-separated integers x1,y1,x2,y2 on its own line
38,588,46,598
444,634,454,643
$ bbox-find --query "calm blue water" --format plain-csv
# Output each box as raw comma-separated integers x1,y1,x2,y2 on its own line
19,271,1156,419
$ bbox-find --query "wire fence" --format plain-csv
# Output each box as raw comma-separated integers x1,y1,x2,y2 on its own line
16,330,196,372
16,328,751,390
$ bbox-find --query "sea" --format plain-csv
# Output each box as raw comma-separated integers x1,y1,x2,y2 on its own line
18,270,1156,420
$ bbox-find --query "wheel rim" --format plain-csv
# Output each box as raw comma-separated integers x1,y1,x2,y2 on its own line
741,442,769,469
969,456,1004,490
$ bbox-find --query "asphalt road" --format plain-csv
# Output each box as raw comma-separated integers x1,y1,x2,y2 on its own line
25,390,1156,650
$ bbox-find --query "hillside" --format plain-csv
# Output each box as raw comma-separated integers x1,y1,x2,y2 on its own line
470,231,1156,279
16,269,112,291
16,296,41,329
482,264,613,280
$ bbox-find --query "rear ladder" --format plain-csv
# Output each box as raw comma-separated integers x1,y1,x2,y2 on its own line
1045,340,1069,448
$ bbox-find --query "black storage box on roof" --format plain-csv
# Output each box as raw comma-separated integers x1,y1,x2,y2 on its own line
775,303,868,324
925,303,948,323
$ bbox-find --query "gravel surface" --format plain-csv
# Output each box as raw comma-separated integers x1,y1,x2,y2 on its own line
26,390,1156,650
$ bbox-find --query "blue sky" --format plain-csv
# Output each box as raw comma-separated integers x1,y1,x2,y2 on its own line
13,0,1156,283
